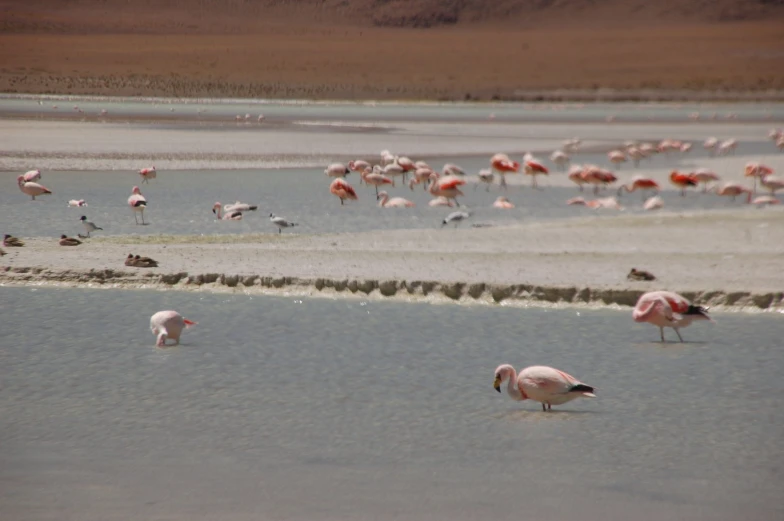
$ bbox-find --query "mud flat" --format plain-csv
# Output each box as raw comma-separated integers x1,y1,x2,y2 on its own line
3,209,783,311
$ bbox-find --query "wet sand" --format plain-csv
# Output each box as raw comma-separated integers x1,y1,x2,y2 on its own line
3,209,783,310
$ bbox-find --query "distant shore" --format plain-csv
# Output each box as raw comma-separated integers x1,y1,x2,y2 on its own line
3,210,783,311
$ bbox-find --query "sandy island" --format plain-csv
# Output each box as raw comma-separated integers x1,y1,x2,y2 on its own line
3,209,783,311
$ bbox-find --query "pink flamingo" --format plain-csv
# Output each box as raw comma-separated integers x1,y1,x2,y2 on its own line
17,175,52,200
128,186,148,224
428,173,465,206
549,150,570,171
718,138,738,155
608,150,627,169
377,191,415,208
643,196,664,211
409,167,435,190
490,153,519,190
493,364,596,411
632,291,712,342
712,182,752,202
428,196,454,207
492,196,514,209
212,202,243,220
751,195,780,205
617,176,660,199
68,199,88,207
760,172,784,195
139,166,156,183
361,167,394,195
692,168,720,192
566,196,622,210
524,157,549,188
568,165,586,191
442,163,467,177
395,156,416,174
348,160,371,175
324,163,351,178
150,310,197,347
580,165,607,194
744,162,773,193
680,142,692,153
703,137,718,155
23,169,41,182
626,146,644,167
477,168,495,191
330,178,358,205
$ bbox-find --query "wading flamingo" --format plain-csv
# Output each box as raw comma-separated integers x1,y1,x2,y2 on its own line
17,175,52,200
224,202,258,213
330,178,358,205
626,147,644,167
608,150,627,169
477,168,494,191
428,196,454,207
524,157,549,188
745,162,774,193
442,163,467,177
617,176,660,199
490,153,519,190
568,165,586,191
760,172,784,195
139,166,156,183
712,182,752,202
428,174,465,206
493,364,596,411
128,186,147,225
377,191,415,208
22,169,41,182
550,150,570,171
692,168,720,192
643,196,664,211
669,171,698,196
150,310,197,347
362,167,394,196
348,160,371,176
492,196,514,209
324,163,351,178
703,137,718,155
632,290,712,342
212,202,243,220
750,195,780,205
68,199,88,207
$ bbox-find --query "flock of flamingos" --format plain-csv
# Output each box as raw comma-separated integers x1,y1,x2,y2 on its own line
6,126,784,408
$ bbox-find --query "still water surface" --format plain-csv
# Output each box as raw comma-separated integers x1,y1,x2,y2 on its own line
1,287,782,520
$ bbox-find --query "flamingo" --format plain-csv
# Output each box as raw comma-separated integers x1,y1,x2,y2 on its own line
330,178,358,205
493,364,595,411
212,202,243,220
750,195,780,205
17,175,52,200
638,143,657,158
632,291,712,342
568,165,586,191
128,186,147,225
492,196,515,209
718,138,738,155
626,147,644,167
377,191,415,208
224,202,258,213
617,176,660,199
428,173,465,206
68,199,88,207
712,182,752,202
139,166,156,183
566,196,622,210
550,150,570,171
324,163,351,178
22,169,41,182
442,163,467,177
692,168,720,192
380,149,395,165
580,165,609,194
409,167,434,191
760,172,784,195
489,153,519,190
395,156,416,174
745,162,774,193
777,136,784,151
382,160,406,182
608,150,627,169
428,196,454,207
643,196,664,211
348,159,371,175
680,142,692,153
524,157,549,188
362,167,394,195
669,171,697,196
150,310,197,347
703,137,719,155
563,138,581,153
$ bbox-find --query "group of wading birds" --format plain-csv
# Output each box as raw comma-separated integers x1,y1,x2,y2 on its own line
6,130,783,411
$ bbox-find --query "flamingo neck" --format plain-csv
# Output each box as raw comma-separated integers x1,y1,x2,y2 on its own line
505,369,524,401
378,194,388,207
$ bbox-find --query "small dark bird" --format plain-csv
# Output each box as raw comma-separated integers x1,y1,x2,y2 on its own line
3,234,24,247
0,248,6,256
124,254,137,266
79,216,103,237
628,268,656,281
133,254,159,268
59,234,82,246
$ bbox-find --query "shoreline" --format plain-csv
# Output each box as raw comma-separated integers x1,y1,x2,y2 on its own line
2,265,782,312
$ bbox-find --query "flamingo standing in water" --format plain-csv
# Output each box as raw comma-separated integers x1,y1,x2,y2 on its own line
490,153,519,190
324,163,351,178
128,186,148,224
643,196,664,211
361,167,394,196
212,202,243,220
626,146,644,167
428,196,454,207
760,172,784,195
428,173,465,206
617,176,660,199
476,168,495,191
493,196,515,209
348,160,371,176
17,175,52,200
669,171,698,196
692,168,720,192
150,310,197,347
745,162,774,193
493,364,596,411
550,150,570,171
608,150,627,169
703,137,718,155
139,166,156,183
524,156,549,188
377,191,415,208
330,178,358,205
22,169,41,182
568,165,586,191
712,182,752,202
632,291,712,342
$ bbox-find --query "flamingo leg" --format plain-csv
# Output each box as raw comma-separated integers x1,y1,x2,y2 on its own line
141,211,145,225
500,174,507,190
674,328,684,343
375,185,379,196
660,327,665,342
486,184,490,192
547,403,552,411
134,212,139,225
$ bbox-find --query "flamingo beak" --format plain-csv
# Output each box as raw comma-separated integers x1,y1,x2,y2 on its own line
493,375,502,392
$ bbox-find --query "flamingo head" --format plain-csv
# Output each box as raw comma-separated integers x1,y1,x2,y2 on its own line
376,191,388,200
212,202,222,214
16,175,25,185
131,186,141,194
493,364,516,393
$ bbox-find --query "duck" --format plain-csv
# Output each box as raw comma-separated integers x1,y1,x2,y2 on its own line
3,234,24,247
59,234,82,246
133,254,159,268
0,248,6,256
627,268,656,281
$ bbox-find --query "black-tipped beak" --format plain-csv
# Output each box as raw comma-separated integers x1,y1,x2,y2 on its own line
212,208,216,214
493,375,502,392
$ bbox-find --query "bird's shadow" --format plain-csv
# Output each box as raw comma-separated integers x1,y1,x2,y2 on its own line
494,408,599,421
136,223,151,226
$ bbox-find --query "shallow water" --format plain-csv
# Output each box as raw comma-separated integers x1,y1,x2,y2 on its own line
0,286,782,521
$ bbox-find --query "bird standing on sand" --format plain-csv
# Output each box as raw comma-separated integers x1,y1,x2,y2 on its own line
441,211,471,228
80,216,103,237
128,186,148,225
493,364,596,411
627,268,656,281
270,213,298,233
59,234,82,246
632,290,712,342
3,234,24,247
150,310,196,347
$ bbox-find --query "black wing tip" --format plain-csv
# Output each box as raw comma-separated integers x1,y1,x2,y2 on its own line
570,384,595,394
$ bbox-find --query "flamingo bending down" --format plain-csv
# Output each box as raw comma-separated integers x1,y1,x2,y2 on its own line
550,150,570,171
493,364,596,411
643,196,664,211
377,191,415,208
330,178,358,205
616,176,660,199
568,165,586,191
718,138,738,155
348,160,371,175
632,291,712,342
17,175,52,200
712,182,752,202
751,195,780,205
150,310,197,347
212,202,243,220
566,196,623,210
325,163,351,177
492,196,514,209
692,168,720,192
477,168,495,191
128,186,147,224
428,196,454,207
490,153,519,190
626,147,644,167
68,199,88,207
362,167,394,195
669,171,697,196
442,163,467,177
524,158,549,188
23,169,41,182
224,202,258,213
139,166,156,183
428,174,465,206
760,172,784,195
